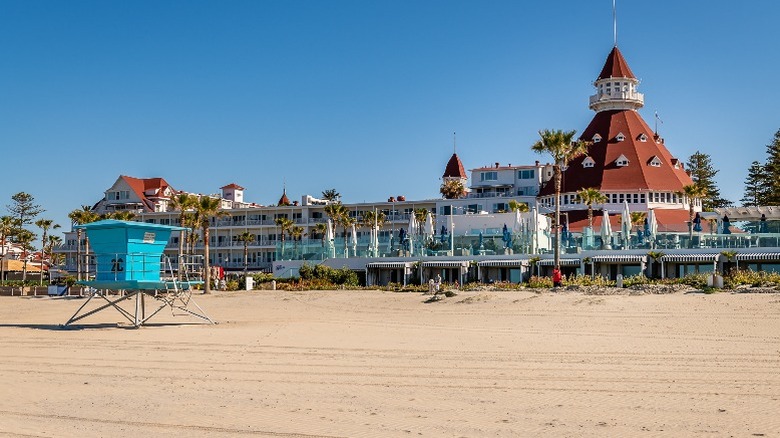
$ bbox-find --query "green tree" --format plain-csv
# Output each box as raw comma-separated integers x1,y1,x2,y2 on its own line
170,193,198,280
35,219,60,285
194,196,226,294
439,179,466,199
679,184,708,247
7,192,44,228
764,129,780,205
508,200,529,213
324,202,348,255
237,231,255,277
532,129,589,268
686,151,730,210
312,222,328,247
68,205,99,281
741,160,770,206
321,189,341,202
274,216,294,258
0,216,19,285
14,229,37,283
576,188,607,229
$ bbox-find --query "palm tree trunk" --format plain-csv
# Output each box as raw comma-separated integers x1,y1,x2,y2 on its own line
203,226,211,294
40,230,48,286
76,229,83,282
553,166,562,269
243,243,248,277
178,224,185,281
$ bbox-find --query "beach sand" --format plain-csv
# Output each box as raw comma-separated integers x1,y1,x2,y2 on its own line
1,289,779,437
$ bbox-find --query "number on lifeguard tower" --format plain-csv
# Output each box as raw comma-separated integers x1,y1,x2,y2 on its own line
111,258,124,272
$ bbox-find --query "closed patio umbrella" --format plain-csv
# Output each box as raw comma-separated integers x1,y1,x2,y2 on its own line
722,215,732,235
693,212,702,232
601,209,613,250
621,201,631,249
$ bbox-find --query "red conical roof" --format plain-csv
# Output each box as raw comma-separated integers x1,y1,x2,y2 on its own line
278,190,290,206
597,46,636,80
538,110,693,196
443,153,467,179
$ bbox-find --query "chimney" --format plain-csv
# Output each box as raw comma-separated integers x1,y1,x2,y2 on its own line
495,162,499,168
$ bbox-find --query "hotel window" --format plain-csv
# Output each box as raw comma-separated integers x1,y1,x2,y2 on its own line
160,218,170,225
633,194,639,203
592,134,602,143
493,203,508,213
616,132,626,142
640,194,646,203
638,133,648,142
481,171,498,181
615,154,629,167
467,204,480,214
582,157,595,168
619,194,625,203
649,156,662,167
518,169,535,179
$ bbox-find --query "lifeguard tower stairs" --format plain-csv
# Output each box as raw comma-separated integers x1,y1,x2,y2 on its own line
64,220,214,328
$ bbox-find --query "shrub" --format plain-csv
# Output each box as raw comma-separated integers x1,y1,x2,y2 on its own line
622,274,649,288
565,274,615,287
527,275,553,288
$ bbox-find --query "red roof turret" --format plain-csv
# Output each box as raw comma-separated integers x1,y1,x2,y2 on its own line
443,153,467,179
597,46,636,80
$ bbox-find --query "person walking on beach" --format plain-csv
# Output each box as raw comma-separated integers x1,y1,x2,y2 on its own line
552,266,563,288
435,274,442,294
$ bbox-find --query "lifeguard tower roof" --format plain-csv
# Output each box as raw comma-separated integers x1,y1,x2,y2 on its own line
74,220,190,290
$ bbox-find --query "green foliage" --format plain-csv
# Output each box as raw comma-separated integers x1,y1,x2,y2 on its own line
742,160,770,206
686,151,730,210
379,282,428,292
724,269,780,289
527,275,553,288
297,263,358,287
621,274,649,288
564,274,615,287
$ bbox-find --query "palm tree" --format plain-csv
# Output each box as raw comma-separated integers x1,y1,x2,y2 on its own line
194,196,226,294
532,129,589,269
321,189,341,203
312,222,328,247
35,219,60,285
274,216,294,259
170,193,198,280
68,205,99,281
237,231,255,277
647,251,665,279
339,215,356,256
47,235,63,272
577,188,607,229
679,184,708,247
15,229,36,283
0,216,17,285
290,225,304,256
324,202,348,255
439,180,467,199
630,212,647,232
108,211,137,221
508,200,530,213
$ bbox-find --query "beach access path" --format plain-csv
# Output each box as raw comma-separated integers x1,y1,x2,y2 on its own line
1,289,779,437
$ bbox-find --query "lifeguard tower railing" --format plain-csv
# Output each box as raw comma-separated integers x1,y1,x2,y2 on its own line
78,253,204,287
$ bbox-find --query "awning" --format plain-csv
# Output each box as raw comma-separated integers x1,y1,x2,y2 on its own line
366,262,410,269
735,252,780,261
660,253,719,262
421,261,470,268
591,254,645,263
477,259,527,267
537,258,580,266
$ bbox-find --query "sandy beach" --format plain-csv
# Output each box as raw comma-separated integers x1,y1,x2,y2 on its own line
1,289,779,437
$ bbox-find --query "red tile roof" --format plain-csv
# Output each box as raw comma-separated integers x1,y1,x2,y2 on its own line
443,153,467,179
221,183,245,190
278,190,291,206
598,46,636,80
120,176,173,212
539,110,693,196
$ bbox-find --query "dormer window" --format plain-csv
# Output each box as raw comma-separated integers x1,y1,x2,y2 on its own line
615,132,626,142
592,134,602,143
648,156,662,167
582,156,596,168
671,158,681,169
638,133,648,142
615,154,629,167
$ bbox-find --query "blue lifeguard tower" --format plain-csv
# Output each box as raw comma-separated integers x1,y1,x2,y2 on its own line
65,220,213,327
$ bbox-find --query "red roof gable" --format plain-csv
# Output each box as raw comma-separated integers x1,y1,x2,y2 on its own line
443,153,467,179
539,110,693,196
221,183,245,190
120,176,173,212
597,46,636,80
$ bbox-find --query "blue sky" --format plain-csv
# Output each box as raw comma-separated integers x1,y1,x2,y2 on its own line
2,1,779,239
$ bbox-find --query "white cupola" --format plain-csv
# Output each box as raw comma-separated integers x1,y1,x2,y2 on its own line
589,46,644,113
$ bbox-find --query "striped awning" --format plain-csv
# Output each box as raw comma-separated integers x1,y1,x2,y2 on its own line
660,253,719,262
366,262,410,269
735,252,780,261
421,261,470,268
537,258,580,266
591,254,645,263
477,259,527,267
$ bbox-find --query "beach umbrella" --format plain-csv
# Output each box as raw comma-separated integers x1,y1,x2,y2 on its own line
399,227,406,243
478,231,484,249
513,210,522,232
560,221,569,248
637,228,644,245
693,212,702,232
325,219,336,258
621,201,631,249
350,223,358,256
601,209,613,250
373,226,380,257
502,223,512,248
425,213,435,241
760,213,768,233
722,215,732,235
648,208,658,236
